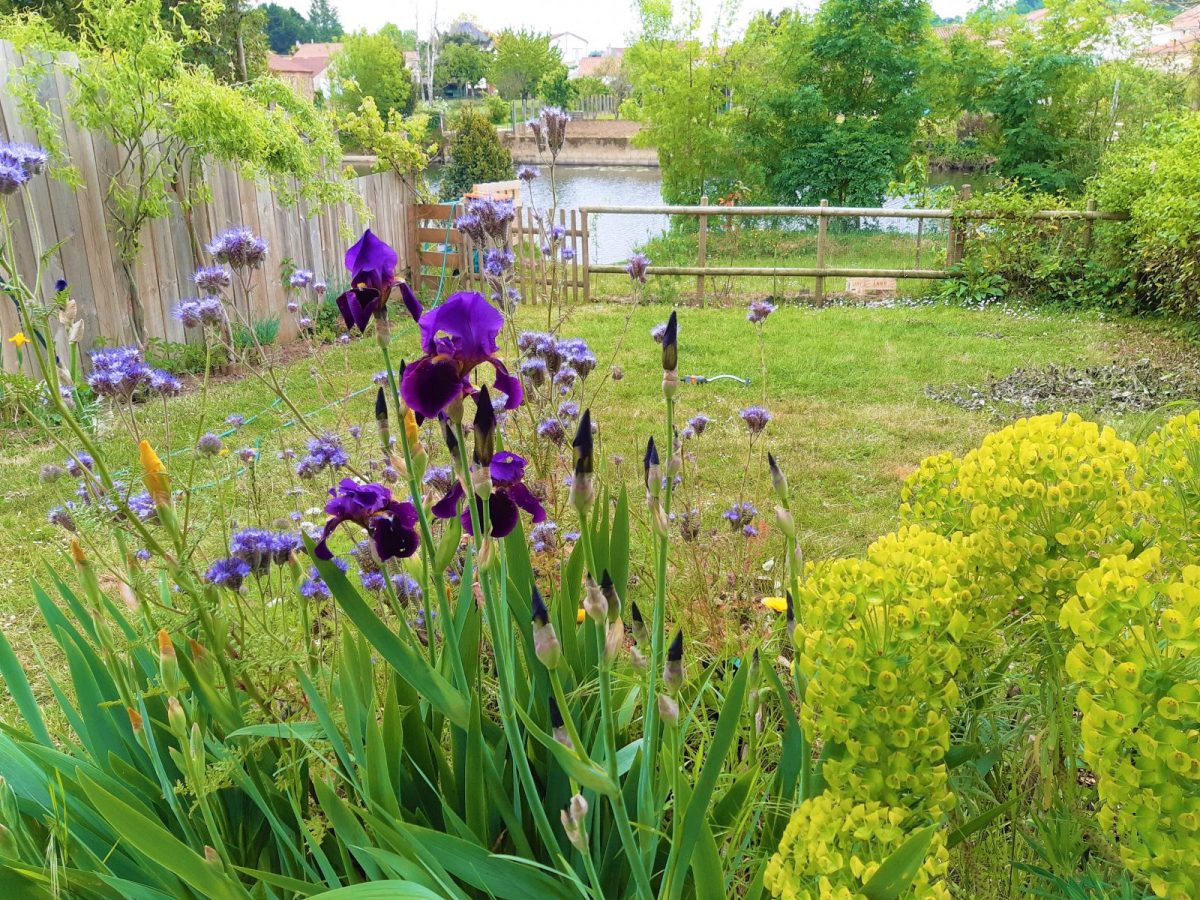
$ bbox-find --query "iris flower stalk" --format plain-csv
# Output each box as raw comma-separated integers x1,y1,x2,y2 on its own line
569,412,655,899
447,412,568,863
638,310,679,869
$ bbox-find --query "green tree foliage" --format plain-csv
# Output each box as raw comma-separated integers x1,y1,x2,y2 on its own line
572,74,610,98
163,0,268,83
379,22,417,52
332,31,415,116
624,0,741,204
0,0,350,337
441,108,513,198
262,2,312,54
305,0,340,42
435,39,491,97
537,64,576,108
490,29,562,100
340,97,435,198
744,0,934,206
1092,111,1200,315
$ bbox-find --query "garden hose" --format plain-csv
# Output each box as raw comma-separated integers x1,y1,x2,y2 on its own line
682,374,751,386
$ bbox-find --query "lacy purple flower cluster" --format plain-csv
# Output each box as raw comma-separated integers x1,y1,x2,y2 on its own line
230,528,302,572
747,300,776,324
528,107,569,157
289,269,314,289
207,227,268,269
456,198,516,247
295,433,349,478
174,296,225,328
87,346,179,400
193,266,232,294
740,406,772,434
722,501,758,532
205,557,252,590
627,253,650,284
0,142,48,194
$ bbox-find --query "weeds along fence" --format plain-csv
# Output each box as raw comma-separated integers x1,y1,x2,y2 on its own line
583,186,1129,304
0,41,414,376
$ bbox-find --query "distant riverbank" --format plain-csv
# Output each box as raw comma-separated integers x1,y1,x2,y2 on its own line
500,120,658,167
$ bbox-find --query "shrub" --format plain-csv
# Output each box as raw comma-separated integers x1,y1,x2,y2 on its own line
1091,113,1200,317
1063,549,1200,899
947,185,1132,308
1142,410,1200,566
484,92,510,125
901,412,1148,622
440,108,513,199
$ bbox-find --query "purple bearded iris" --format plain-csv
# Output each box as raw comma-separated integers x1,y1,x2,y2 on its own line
400,291,523,420
336,230,422,332
432,450,545,538
315,478,420,562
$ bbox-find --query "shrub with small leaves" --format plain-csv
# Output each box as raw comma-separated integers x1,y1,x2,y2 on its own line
900,412,1148,621
1062,548,1200,899
764,793,951,900
1141,410,1200,567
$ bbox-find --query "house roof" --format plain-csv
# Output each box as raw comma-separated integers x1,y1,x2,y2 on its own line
551,32,588,42
575,50,624,77
932,24,963,40
1147,32,1199,56
268,43,341,78
1025,9,1051,22
1174,5,1200,30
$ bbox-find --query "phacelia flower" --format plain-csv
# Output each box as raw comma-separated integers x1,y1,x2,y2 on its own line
432,450,546,539
627,253,650,283
740,406,772,434
392,572,423,603
361,570,386,592
226,414,245,427
296,432,348,476
230,528,301,572
204,557,251,590
40,463,65,483
517,165,541,182
400,292,523,420
537,417,566,445
65,453,93,477
207,227,267,269
723,501,757,530
193,266,232,294
48,505,76,532
87,346,150,399
747,299,777,324
147,369,182,397
197,433,223,456
423,465,454,494
0,161,28,195
289,269,314,289
688,413,710,436
316,478,420,563
300,568,331,600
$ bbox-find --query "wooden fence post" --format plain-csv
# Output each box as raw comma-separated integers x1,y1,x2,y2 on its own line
815,199,829,306
1083,198,1096,252
697,195,709,306
581,210,591,302
948,184,971,267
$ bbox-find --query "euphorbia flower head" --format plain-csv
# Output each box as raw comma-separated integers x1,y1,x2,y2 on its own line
400,292,523,420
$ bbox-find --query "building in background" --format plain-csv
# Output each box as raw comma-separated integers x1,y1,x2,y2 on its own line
268,42,342,100
551,32,589,71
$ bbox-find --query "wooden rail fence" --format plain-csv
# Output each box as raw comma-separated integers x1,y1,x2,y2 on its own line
0,40,413,376
582,186,1128,304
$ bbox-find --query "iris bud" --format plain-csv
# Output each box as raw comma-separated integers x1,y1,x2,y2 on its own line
561,793,589,851
658,693,679,727
531,586,562,669
583,573,607,623
664,628,684,693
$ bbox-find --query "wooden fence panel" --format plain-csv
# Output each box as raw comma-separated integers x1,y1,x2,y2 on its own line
0,40,414,374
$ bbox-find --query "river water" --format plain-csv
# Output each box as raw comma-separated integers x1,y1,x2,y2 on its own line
429,165,992,264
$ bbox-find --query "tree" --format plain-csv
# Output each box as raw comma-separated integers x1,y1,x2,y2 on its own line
743,0,934,206
572,75,610,99
490,29,561,100
340,97,434,198
435,40,491,97
537,64,575,107
441,108,513,198
162,0,268,83
332,31,415,116
379,22,417,52
263,2,312,54
306,0,340,42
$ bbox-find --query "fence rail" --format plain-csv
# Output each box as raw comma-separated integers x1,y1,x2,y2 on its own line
581,186,1128,304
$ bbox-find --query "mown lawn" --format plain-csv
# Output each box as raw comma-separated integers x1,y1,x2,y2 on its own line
0,300,1183,680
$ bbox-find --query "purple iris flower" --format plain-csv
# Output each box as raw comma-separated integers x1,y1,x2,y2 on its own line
400,292,523,420
316,478,420,563
336,230,419,331
431,450,545,538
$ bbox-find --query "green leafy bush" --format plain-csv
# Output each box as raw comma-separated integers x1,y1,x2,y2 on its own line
440,108,513,199
1091,113,1200,317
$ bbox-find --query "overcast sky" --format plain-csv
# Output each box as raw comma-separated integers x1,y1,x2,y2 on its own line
277,0,979,51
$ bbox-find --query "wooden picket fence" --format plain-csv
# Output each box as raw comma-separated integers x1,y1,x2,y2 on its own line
0,40,414,375
408,202,586,304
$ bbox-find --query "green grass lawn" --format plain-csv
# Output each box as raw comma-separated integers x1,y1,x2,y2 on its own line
0,300,1186,688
